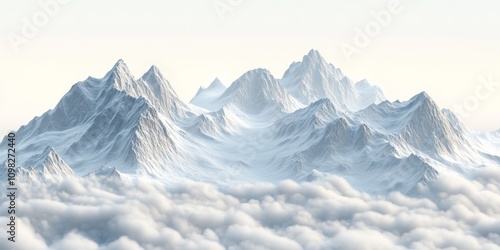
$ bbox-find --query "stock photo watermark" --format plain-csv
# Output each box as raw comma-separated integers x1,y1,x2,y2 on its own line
7,0,70,53
453,75,499,119
213,0,243,21
340,0,403,63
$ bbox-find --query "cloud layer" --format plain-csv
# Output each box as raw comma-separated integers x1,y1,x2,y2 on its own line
1,167,500,250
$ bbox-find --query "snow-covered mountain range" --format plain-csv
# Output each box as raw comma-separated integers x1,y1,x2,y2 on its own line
2,50,499,193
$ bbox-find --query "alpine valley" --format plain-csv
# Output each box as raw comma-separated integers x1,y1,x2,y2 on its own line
2,50,499,194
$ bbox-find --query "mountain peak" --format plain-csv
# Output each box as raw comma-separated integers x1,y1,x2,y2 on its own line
301,49,327,68
224,68,275,92
142,65,164,81
190,78,227,110
101,61,191,120
2,55,496,194
414,91,430,99
196,78,225,92
227,68,276,92
147,65,160,74
208,78,225,89
409,91,436,108
217,68,302,114
89,166,124,179
199,78,226,93
35,147,74,178
246,68,272,77
104,59,136,91
111,59,130,73
305,49,323,60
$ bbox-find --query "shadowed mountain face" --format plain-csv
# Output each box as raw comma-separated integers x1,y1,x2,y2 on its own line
1,50,498,194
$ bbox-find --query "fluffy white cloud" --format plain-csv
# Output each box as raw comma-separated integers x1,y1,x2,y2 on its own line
1,167,500,249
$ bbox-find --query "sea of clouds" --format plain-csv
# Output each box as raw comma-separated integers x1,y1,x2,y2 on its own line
1,166,500,250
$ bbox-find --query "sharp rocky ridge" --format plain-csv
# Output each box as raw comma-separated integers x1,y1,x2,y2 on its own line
1,49,499,194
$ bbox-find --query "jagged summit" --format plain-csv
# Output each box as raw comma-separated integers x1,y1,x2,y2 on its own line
35,147,74,177
280,49,385,111
301,49,335,69
354,78,370,87
97,60,193,120
306,48,321,57
101,60,182,102
190,78,227,110
112,58,127,69
85,166,128,181
410,91,431,102
140,65,165,84
215,68,302,115
222,68,274,94
303,49,325,62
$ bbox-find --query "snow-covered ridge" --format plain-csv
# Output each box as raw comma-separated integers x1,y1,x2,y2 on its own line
190,78,227,109
1,50,498,194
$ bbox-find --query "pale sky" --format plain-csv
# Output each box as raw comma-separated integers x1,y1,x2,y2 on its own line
1,0,499,136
